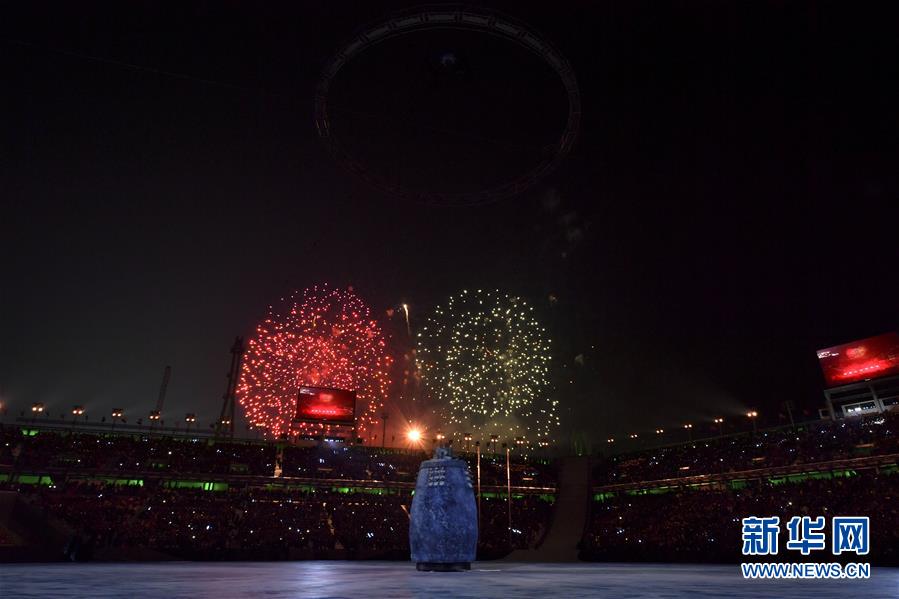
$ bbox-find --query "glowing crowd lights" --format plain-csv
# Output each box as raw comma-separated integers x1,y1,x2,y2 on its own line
416,289,557,439
237,285,391,439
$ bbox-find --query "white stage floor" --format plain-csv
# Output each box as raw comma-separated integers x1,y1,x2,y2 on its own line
3,561,897,598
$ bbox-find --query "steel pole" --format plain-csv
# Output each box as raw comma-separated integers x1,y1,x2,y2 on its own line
506,446,512,548
476,444,482,536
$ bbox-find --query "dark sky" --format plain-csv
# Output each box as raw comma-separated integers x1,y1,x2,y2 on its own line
2,1,898,445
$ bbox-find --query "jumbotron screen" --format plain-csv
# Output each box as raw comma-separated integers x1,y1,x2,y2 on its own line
295,386,356,423
817,332,899,388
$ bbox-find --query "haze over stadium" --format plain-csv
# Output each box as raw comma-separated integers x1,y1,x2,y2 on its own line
2,0,898,596
2,1,897,446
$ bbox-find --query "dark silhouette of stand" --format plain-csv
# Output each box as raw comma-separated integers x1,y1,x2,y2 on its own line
505,456,590,562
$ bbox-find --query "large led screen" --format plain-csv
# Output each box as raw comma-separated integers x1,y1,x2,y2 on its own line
817,333,899,388
295,386,356,423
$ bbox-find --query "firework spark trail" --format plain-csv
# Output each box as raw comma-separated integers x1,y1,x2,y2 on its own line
237,285,391,439
416,289,558,440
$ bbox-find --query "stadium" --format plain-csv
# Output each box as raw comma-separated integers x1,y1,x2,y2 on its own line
2,406,899,563
4,1,899,597
3,331,899,595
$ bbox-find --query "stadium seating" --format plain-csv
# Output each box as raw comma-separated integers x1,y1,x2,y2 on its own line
594,412,899,484
582,412,899,565
3,412,897,564
0,425,556,560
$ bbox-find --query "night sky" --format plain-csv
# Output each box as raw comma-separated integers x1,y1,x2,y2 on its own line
3,1,898,445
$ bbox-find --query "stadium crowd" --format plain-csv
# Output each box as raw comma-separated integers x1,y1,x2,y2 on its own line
1,429,276,476
582,411,899,565
594,411,899,484
3,480,553,560
582,470,899,565
0,426,556,488
0,425,556,560
281,444,556,487
3,411,898,564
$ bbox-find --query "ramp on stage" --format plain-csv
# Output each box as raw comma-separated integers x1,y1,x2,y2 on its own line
506,455,591,562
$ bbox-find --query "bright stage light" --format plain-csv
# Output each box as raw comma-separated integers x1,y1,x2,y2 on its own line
407,428,422,442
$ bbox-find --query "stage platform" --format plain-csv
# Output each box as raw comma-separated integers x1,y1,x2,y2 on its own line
3,561,897,598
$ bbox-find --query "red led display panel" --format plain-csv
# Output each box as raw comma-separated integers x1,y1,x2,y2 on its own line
817,333,899,388
295,386,356,424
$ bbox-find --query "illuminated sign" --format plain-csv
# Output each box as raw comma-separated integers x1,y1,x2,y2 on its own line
295,386,356,424
817,333,899,387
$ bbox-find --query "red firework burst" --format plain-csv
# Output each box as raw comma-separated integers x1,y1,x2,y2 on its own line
237,285,391,439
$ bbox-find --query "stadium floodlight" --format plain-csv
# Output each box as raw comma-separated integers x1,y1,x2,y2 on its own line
110,408,124,432
713,417,725,436
747,411,759,434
